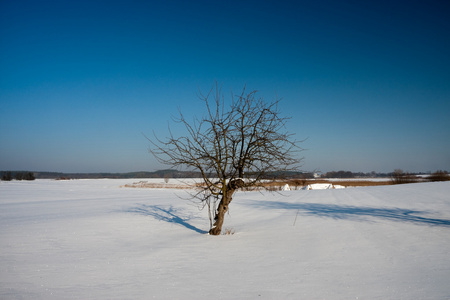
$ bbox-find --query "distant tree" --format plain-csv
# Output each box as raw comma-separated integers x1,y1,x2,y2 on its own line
14,172,35,181
150,83,303,235
428,170,450,182
1,171,12,181
390,169,417,184
164,173,170,183
24,172,35,180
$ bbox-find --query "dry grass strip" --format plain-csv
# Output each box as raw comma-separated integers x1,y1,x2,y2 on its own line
122,179,393,190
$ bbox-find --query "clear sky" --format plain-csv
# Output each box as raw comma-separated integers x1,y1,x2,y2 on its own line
1,0,449,173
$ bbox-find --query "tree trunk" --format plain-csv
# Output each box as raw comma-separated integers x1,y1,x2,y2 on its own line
209,191,233,235
209,179,244,235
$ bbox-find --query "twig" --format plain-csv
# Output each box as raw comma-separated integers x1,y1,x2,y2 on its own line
293,209,299,226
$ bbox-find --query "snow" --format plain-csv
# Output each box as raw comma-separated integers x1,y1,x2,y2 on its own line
304,183,345,190
281,184,291,191
1,179,450,299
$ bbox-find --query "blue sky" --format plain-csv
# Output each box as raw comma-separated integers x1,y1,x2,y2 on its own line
1,0,449,173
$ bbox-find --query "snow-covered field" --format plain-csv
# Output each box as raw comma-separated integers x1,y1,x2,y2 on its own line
1,179,449,299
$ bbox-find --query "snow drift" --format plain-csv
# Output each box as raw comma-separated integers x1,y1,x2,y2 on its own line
303,183,346,190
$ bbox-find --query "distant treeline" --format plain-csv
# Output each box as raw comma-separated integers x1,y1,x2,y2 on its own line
0,170,313,180
320,170,445,179
1,170,200,180
320,170,389,178
1,169,447,181
390,169,450,184
1,171,36,181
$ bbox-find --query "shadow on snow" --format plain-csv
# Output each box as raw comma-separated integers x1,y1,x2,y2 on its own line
246,201,450,227
127,204,208,234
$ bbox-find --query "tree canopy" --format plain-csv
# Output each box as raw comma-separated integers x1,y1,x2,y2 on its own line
150,83,302,234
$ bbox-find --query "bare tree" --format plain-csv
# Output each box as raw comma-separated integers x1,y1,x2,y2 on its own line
150,83,302,235
391,169,418,184
163,173,170,184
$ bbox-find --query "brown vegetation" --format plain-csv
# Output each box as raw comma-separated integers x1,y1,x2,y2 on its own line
122,178,393,190
222,228,235,235
390,169,419,184
121,181,191,189
265,179,393,189
428,170,450,182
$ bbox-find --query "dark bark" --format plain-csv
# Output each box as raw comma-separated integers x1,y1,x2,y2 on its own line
209,191,233,235
209,179,244,235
